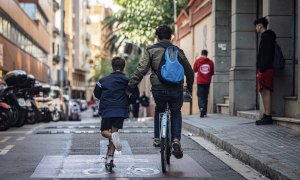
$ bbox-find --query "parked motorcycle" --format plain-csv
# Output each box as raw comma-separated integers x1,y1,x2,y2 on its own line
0,82,12,131
4,70,28,127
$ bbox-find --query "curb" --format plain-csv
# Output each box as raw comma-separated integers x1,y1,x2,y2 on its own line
182,121,291,180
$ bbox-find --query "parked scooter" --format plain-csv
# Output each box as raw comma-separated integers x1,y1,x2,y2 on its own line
20,74,37,124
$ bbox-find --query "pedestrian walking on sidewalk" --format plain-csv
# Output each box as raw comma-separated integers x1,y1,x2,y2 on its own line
193,50,214,118
132,98,140,120
139,91,149,117
93,57,139,165
126,25,194,159
254,17,276,125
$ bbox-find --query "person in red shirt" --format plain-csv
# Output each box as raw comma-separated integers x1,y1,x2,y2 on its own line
193,50,214,117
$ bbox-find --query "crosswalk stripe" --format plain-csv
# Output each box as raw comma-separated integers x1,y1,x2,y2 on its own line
0,145,15,155
0,136,11,143
16,137,25,141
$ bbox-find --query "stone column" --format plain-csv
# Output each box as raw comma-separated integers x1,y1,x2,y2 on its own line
298,0,300,102
263,0,295,116
211,0,231,112
229,0,257,115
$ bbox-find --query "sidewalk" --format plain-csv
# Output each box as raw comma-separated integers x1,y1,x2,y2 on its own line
182,114,300,180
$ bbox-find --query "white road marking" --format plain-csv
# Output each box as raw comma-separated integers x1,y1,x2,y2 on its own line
16,137,25,141
0,136,11,143
0,131,28,134
25,131,33,135
0,145,15,155
182,130,269,180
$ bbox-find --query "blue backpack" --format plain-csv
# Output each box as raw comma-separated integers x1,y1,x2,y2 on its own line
157,45,184,86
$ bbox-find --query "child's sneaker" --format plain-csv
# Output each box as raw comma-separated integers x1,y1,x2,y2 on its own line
111,132,122,151
106,155,114,164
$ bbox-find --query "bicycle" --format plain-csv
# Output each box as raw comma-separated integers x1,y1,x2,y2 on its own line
159,105,171,173
159,88,191,173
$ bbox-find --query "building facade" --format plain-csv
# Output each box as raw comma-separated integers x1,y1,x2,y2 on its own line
0,0,52,82
176,0,300,119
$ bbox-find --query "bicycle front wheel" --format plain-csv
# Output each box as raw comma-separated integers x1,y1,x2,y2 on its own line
160,137,167,173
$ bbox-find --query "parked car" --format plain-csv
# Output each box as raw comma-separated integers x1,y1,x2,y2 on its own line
75,99,88,111
49,86,63,121
68,100,81,121
91,99,100,117
62,95,70,121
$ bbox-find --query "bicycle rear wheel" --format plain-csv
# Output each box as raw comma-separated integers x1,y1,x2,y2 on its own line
160,137,167,173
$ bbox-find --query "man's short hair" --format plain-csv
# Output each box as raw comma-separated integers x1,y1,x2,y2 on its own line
111,56,125,71
155,25,172,40
201,49,208,56
254,17,269,28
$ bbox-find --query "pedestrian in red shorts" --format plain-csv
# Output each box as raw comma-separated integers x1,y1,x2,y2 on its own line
254,17,276,125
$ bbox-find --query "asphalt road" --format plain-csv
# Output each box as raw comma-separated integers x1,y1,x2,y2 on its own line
0,108,246,180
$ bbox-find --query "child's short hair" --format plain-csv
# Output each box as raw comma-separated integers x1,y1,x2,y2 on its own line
112,57,125,71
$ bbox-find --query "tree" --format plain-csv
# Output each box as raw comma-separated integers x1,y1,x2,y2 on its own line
90,56,112,83
104,0,189,51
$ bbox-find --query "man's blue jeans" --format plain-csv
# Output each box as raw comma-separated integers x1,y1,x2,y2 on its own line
152,89,183,141
197,84,210,113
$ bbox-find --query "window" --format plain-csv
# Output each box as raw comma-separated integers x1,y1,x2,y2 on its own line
2,19,7,37
6,19,11,38
19,3,37,20
0,14,48,64
0,16,2,34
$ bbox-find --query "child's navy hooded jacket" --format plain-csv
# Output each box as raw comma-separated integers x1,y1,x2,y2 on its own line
93,71,139,118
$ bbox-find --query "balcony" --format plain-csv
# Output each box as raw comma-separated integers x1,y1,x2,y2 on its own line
85,48,91,58
86,16,91,25
53,0,59,12
53,54,60,65
85,32,91,43
53,26,60,37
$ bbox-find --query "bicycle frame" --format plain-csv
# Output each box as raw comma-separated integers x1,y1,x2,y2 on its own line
160,112,169,138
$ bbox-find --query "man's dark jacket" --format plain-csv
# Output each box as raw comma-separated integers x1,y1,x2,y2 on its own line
257,30,276,72
127,39,194,93
93,71,139,118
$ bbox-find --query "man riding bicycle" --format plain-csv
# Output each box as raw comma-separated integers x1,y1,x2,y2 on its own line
127,25,194,159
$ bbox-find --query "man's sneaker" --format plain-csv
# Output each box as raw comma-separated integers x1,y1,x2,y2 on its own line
153,138,160,147
111,132,122,151
200,108,205,118
172,139,183,159
255,114,273,125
